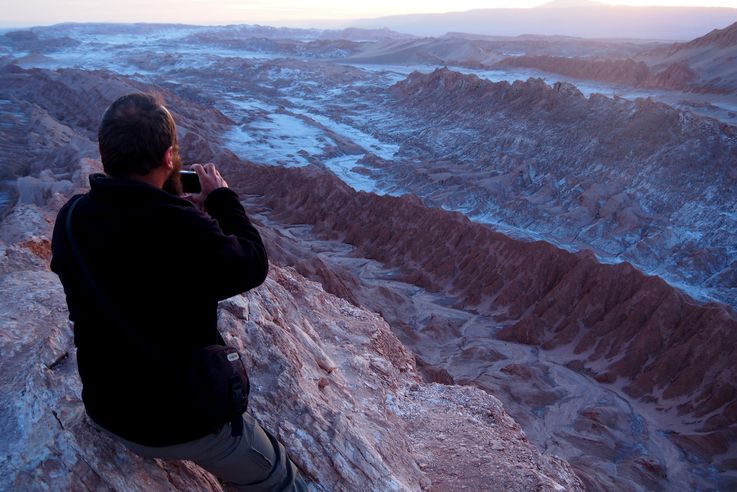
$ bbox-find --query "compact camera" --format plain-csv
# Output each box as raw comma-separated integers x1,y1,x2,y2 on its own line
179,170,201,193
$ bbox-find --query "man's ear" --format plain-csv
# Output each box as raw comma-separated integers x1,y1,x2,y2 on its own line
162,146,174,171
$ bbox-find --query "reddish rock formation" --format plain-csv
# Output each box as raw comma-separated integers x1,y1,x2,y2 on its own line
494,55,652,86
642,62,696,90
230,162,737,461
644,21,737,94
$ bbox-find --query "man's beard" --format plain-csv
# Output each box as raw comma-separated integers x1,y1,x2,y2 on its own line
162,147,183,195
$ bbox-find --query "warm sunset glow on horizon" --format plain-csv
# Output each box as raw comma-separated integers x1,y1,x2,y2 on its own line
2,0,737,28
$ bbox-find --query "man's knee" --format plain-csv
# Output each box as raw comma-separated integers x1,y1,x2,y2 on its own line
193,415,276,484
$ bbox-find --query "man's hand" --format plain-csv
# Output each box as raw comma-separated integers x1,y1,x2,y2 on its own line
187,163,229,211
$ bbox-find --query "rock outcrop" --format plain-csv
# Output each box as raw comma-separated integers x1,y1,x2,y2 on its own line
642,62,696,90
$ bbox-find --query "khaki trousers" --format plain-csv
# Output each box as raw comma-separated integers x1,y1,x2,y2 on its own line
94,413,305,491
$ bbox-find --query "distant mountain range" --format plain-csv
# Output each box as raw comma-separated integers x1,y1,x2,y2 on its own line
484,21,737,94
340,19,737,95
353,0,737,41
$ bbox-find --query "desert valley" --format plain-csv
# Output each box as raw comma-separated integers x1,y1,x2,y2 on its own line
1,2,737,490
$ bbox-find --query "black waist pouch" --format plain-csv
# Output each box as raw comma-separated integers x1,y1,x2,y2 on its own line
187,345,250,437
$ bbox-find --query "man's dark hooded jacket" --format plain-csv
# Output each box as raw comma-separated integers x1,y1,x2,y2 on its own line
50,173,268,446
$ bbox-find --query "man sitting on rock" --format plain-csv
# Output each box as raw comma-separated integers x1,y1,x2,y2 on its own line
50,92,306,491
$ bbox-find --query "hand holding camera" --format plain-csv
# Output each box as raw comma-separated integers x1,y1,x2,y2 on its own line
181,163,229,210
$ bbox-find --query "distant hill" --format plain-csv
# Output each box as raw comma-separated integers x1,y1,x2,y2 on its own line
353,1,737,40
645,21,737,94
485,20,737,94
318,27,415,42
673,20,737,50
344,34,656,68
343,19,737,96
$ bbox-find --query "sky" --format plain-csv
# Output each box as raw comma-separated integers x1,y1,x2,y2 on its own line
2,0,737,28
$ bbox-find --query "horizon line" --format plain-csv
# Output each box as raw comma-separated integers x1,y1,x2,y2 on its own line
3,1,737,30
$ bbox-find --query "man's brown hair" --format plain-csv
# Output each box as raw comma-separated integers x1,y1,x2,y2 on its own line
98,93,178,177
